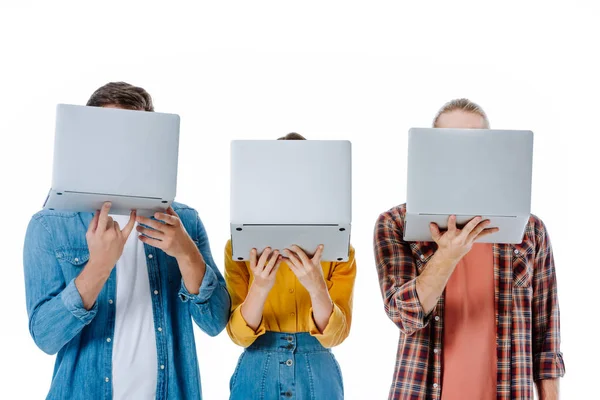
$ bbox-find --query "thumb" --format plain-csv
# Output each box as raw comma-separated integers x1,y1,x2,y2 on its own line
88,211,100,233
121,211,137,238
312,244,324,264
429,223,441,242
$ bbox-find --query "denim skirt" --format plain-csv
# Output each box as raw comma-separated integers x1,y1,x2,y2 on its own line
229,331,344,400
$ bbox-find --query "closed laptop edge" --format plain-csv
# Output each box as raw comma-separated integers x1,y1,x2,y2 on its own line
403,128,533,244
43,104,180,216
230,140,352,262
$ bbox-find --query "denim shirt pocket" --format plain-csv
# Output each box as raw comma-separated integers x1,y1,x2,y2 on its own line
55,248,90,282
511,241,534,288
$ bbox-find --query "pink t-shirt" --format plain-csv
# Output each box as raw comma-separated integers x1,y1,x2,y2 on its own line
441,243,497,399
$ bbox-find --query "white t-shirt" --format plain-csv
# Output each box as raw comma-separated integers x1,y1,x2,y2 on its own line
110,215,158,399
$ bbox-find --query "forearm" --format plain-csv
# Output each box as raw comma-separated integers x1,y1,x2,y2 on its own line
240,284,270,331
536,378,559,400
178,249,206,295
74,261,111,310
29,279,98,354
415,251,458,313
309,286,334,333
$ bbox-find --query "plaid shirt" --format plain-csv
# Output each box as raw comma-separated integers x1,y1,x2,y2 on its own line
373,204,565,400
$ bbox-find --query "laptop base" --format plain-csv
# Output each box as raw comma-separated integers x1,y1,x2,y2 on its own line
43,189,171,217
403,213,529,244
231,223,351,262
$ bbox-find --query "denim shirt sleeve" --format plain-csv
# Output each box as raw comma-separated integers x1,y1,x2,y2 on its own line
23,216,97,355
178,212,231,337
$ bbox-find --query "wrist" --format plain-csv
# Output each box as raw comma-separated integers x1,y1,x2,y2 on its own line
249,282,272,298
176,245,204,266
432,249,460,270
309,282,330,301
83,258,113,280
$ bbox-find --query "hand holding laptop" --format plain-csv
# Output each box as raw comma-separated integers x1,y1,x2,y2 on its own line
430,215,499,263
75,202,136,309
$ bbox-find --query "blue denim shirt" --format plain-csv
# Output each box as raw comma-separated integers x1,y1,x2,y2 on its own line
23,202,231,400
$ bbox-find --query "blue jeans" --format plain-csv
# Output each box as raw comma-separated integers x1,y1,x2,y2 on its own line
230,332,344,400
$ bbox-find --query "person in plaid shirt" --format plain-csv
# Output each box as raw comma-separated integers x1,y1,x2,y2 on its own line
373,99,565,400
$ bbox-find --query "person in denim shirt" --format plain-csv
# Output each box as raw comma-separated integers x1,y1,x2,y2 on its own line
23,82,231,400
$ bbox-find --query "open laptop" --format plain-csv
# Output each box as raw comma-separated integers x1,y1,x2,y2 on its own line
43,104,180,216
230,140,352,262
404,128,533,244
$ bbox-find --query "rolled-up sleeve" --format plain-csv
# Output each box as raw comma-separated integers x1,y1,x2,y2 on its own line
308,246,356,348
373,209,432,335
532,218,566,380
182,212,230,337
24,217,97,355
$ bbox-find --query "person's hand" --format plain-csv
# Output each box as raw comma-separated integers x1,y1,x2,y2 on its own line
284,245,327,296
86,202,136,272
249,247,283,294
136,207,199,261
430,215,499,263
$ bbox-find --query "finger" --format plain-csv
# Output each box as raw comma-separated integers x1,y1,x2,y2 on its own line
154,212,178,226
460,216,483,238
447,215,457,233
283,249,303,270
264,250,280,275
475,227,500,240
290,245,312,266
88,211,100,233
136,225,165,240
138,234,163,249
430,223,441,242
249,248,258,269
121,211,137,238
166,207,177,216
136,216,168,232
257,248,272,271
312,244,324,264
466,219,491,242
113,220,120,232
270,256,284,276
98,202,112,232
106,216,115,231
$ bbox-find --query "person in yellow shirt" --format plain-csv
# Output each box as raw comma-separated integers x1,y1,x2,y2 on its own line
225,132,356,400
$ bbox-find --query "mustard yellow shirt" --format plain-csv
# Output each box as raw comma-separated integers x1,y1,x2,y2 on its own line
224,240,356,348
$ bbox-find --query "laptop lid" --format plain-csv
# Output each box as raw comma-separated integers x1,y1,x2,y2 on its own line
230,140,352,225
52,104,180,200
406,128,533,217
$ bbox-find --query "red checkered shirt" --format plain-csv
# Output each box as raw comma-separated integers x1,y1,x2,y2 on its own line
373,204,565,400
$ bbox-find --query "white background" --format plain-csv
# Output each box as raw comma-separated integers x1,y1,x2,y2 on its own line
1,1,598,399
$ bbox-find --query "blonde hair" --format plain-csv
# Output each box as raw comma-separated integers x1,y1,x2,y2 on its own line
433,98,490,128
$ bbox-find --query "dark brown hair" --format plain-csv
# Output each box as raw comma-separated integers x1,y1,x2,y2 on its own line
86,82,154,111
277,132,306,140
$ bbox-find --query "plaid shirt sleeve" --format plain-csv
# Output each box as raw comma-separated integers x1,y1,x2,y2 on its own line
373,207,434,335
532,217,566,381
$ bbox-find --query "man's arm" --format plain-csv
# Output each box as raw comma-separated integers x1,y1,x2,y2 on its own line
177,212,231,337
24,217,98,355
532,217,565,397
374,211,496,334
536,378,559,400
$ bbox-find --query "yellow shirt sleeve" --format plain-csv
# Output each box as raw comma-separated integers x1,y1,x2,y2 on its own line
224,241,266,347
308,246,357,348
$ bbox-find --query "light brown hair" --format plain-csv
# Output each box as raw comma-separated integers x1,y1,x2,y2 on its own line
433,98,490,128
86,82,154,111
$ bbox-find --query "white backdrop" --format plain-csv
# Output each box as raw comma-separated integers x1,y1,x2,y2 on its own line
1,1,598,399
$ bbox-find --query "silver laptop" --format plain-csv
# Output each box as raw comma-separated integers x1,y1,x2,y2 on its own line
404,128,533,244
230,140,352,262
43,104,180,216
